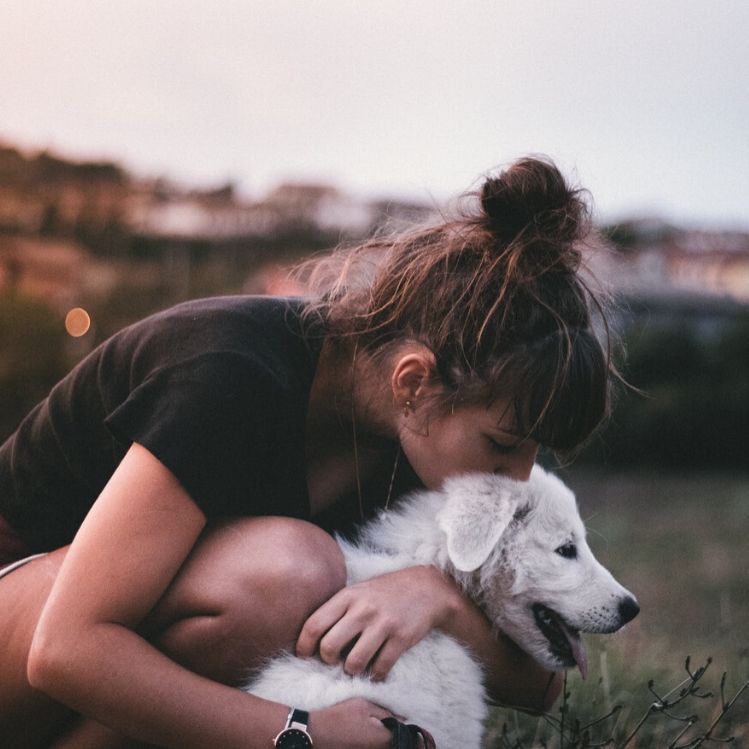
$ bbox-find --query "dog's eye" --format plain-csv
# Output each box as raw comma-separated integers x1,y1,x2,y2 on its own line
555,542,577,559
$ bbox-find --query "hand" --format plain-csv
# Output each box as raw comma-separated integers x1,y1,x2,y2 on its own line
296,565,459,680
310,698,396,749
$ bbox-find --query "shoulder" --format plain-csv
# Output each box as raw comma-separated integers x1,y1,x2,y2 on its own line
100,295,321,391
111,295,307,352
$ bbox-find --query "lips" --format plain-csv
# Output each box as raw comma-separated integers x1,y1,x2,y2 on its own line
532,603,588,680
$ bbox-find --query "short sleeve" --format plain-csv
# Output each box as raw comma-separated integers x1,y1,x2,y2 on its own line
104,353,283,518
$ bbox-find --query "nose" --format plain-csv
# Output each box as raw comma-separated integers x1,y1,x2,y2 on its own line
618,595,640,625
494,453,536,481
500,463,533,482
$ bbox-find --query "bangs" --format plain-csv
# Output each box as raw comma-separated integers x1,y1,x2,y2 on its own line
500,329,610,452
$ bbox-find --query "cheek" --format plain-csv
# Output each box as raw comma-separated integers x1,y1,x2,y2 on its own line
431,425,486,473
399,424,468,487
425,420,483,467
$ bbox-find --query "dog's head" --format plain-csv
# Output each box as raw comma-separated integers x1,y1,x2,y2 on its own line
436,466,639,678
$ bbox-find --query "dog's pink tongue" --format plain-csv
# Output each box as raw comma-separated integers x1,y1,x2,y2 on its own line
558,620,588,680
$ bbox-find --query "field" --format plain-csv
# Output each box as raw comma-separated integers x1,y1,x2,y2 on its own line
485,470,749,748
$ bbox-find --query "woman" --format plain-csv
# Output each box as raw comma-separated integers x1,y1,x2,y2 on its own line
0,156,613,748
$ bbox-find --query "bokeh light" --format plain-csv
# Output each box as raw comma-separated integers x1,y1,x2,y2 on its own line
65,307,91,337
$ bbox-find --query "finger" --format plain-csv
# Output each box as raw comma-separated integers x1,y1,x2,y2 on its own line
364,701,405,728
318,615,367,665
339,697,400,733
368,637,407,681
369,704,407,723
296,593,349,656
366,703,394,721
343,627,388,676
369,716,397,744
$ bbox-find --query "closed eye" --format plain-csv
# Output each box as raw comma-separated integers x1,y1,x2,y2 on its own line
486,436,520,454
555,542,577,559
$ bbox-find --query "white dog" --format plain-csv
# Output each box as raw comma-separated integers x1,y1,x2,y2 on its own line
245,466,639,748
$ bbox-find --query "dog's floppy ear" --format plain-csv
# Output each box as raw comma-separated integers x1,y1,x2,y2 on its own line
437,474,522,572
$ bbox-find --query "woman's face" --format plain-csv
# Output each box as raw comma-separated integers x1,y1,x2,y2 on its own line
398,397,539,490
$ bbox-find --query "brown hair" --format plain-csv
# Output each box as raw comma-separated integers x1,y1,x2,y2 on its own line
300,156,615,454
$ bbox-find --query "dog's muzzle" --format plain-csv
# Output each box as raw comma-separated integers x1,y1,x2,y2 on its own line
532,603,588,679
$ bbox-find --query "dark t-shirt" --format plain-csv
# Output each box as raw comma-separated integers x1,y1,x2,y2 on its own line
0,296,323,553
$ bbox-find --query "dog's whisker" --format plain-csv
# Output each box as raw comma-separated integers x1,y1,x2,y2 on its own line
586,525,610,546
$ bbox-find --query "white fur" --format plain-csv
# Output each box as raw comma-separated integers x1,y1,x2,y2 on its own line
244,466,636,748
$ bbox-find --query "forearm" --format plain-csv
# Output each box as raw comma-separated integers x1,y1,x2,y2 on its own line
437,575,562,712
28,621,288,749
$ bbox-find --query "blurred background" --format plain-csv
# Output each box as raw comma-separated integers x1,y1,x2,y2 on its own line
1,1,747,744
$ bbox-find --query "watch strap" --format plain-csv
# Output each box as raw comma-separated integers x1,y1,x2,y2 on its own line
287,708,309,730
273,707,313,747
382,717,436,749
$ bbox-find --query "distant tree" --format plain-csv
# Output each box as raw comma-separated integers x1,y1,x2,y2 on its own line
39,203,62,236
580,309,749,470
0,293,67,441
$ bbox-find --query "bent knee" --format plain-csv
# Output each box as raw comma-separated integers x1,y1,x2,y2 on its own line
163,515,346,608
148,517,346,677
223,516,347,612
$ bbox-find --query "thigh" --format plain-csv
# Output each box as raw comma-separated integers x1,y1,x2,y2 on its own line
0,547,78,748
0,517,346,747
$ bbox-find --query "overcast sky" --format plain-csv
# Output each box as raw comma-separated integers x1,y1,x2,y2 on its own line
2,1,748,227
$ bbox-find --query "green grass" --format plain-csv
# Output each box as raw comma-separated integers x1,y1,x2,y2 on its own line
484,470,749,747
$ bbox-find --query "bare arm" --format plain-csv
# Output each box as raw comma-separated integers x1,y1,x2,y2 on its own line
298,564,561,713
27,443,393,749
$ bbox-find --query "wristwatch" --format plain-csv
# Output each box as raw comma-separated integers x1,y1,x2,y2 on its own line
273,707,313,748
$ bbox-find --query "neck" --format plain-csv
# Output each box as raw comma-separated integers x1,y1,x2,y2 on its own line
305,336,400,518
308,337,396,449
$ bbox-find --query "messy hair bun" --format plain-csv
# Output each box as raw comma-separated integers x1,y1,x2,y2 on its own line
300,155,614,453
481,157,588,237
479,156,591,274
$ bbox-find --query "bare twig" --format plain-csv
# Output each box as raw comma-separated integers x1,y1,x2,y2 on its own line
489,657,747,749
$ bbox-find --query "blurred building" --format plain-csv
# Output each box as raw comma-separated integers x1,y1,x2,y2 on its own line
0,143,129,241
128,181,431,242
0,236,87,310
594,219,749,303
3,141,748,308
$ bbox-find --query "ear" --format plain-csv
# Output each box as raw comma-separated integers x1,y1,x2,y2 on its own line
437,475,521,572
390,342,437,407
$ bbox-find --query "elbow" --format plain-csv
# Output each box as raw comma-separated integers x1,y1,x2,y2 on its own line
537,669,564,713
27,626,57,693
508,669,563,715
486,641,565,715
487,667,563,714
487,671,564,715
27,624,75,699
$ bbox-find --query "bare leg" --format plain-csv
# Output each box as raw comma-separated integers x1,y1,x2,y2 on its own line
141,516,346,684
0,517,346,749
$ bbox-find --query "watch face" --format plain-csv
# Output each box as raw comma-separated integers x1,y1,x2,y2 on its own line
275,728,312,748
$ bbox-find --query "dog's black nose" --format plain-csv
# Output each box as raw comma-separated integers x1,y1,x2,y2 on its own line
618,595,640,624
